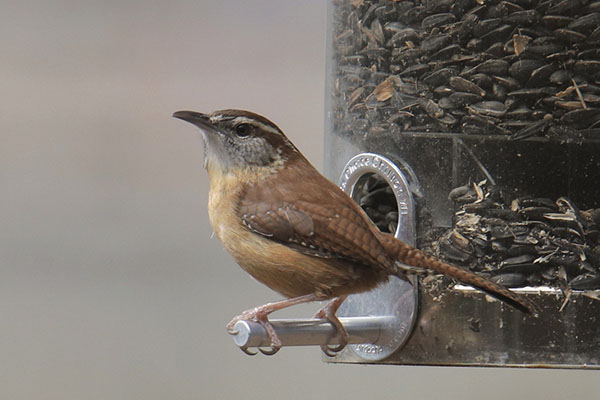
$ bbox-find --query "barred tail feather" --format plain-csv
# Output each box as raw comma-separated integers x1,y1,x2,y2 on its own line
378,233,538,315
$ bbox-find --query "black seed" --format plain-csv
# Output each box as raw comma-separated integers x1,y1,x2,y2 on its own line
570,274,600,290
491,272,528,287
505,10,541,25
542,15,575,29
509,59,546,81
422,33,452,54
422,13,456,30
553,28,587,43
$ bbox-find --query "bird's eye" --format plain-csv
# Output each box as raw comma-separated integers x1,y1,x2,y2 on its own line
235,123,251,137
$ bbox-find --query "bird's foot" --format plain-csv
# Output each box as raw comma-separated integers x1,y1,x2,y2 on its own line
227,307,282,356
313,296,348,357
226,294,320,356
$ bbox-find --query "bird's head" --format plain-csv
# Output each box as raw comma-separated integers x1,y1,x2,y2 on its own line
173,109,299,174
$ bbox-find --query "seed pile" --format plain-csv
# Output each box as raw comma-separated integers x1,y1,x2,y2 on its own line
356,174,600,290
331,0,600,140
432,181,600,289
354,174,400,234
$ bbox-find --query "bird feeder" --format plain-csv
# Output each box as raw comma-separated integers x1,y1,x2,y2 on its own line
322,0,600,368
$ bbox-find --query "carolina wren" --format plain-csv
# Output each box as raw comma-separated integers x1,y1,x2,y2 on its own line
173,109,537,356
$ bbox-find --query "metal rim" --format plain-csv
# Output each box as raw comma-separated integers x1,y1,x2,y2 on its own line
336,153,419,361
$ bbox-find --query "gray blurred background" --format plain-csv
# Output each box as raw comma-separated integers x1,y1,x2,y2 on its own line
1,1,598,399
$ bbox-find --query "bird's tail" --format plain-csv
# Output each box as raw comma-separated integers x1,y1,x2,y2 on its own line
376,233,538,315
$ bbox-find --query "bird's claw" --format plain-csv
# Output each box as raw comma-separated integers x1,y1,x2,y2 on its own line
256,317,282,355
258,346,280,356
238,343,280,357
320,341,347,357
240,346,258,356
314,296,348,357
227,327,238,335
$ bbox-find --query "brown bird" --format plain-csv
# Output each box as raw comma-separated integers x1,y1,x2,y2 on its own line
173,109,537,356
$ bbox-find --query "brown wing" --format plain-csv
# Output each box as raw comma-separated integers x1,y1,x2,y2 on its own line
238,157,395,271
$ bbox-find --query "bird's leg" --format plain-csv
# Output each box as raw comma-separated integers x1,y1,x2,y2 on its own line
313,296,348,357
227,293,320,355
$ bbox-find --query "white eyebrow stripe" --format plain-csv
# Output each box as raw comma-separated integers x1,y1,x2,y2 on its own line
232,116,282,135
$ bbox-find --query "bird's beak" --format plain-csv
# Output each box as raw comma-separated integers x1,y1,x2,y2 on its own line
173,110,217,132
